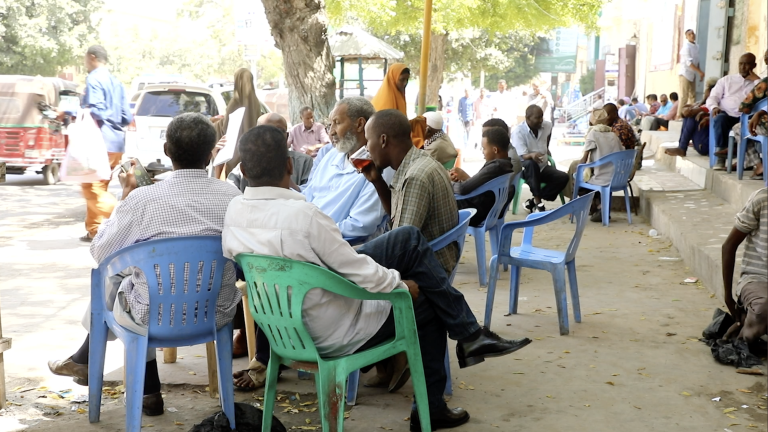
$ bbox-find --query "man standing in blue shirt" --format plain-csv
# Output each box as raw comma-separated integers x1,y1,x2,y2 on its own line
457,89,474,149
80,45,132,242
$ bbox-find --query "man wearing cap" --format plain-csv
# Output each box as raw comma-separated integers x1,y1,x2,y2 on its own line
564,109,625,222
423,111,459,166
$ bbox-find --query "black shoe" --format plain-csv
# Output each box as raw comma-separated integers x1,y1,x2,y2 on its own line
524,198,536,213
410,405,470,431
142,392,164,416
536,204,546,212
79,233,93,243
456,327,532,368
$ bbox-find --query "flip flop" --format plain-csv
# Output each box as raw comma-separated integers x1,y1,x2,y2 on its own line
233,370,257,391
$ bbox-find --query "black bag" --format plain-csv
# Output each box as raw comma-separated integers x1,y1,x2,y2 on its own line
188,403,286,432
705,338,764,369
701,308,735,340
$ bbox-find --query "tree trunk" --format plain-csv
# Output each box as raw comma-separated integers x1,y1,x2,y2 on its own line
426,31,447,108
260,0,337,124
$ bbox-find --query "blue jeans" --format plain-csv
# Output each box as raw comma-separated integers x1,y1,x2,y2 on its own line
677,117,710,155
712,113,740,152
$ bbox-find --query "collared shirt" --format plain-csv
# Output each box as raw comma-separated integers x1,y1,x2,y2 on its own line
91,170,242,328
474,97,491,121
649,101,661,115
656,102,673,116
634,102,649,114
490,91,517,126
678,41,700,82
83,67,132,153
707,74,760,118
227,151,313,192
222,186,403,357
733,188,768,300
611,118,637,150
458,96,474,122
391,147,459,275
511,120,553,169
584,126,624,186
423,132,459,165
301,147,394,239
288,122,331,153
618,104,637,122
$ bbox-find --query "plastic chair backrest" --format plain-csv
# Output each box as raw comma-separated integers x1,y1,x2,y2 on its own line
498,192,595,263
628,142,646,182
499,171,523,218
442,158,457,169
455,173,513,230
598,149,638,189
429,209,476,280
741,98,767,140
236,254,368,363
92,236,229,344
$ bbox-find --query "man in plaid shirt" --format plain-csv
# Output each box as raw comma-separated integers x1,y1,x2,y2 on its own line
48,113,242,417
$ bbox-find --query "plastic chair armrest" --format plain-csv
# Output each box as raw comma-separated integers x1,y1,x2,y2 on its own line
320,283,413,303
454,189,487,200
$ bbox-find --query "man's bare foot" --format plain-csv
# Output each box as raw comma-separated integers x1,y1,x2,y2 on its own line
233,370,257,390
233,359,267,390
751,163,763,178
665,148,686,157
233,329,247,358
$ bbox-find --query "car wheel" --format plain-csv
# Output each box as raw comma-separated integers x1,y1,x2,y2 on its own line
42,163,60,185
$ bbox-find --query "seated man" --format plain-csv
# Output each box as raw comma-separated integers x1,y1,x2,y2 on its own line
632,97,649,117
665,78,718,157
228,113,313,190
48,113,242,416
303,96,394,240
287,105,331,157
223,124,531,431
707,53,760,169
450,126,521,227
735,50,768,179
648,92,679,131
603,103,637,150
639,94,669,130
511,105,569,213
572,109,625,223
722,187,767,348
422,111,458,166
617,99,637,123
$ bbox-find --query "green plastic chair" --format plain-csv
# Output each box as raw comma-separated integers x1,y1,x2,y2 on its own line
442,158,457,169
236,254,431,432
511,155,566,214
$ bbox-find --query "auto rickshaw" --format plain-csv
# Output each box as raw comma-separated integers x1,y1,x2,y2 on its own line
0,75,78,185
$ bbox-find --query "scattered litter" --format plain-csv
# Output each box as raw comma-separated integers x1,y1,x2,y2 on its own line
167,407,178,413
648,229,658,237
736,368,765,375
723,407,738,414
658,257,681,261
737,389,752,393
666,332,677,336
188,371,196,375
70,394,88,403
605,382,614,386
683,277,698,283
741,405,749,408
712,397,722,402
681,391,691,396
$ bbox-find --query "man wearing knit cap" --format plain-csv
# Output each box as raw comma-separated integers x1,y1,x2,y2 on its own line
423,111,458,166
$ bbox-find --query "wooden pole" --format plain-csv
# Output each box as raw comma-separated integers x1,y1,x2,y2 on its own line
417,0,433,116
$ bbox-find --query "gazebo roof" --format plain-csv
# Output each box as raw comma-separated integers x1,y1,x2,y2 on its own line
330,26,404,61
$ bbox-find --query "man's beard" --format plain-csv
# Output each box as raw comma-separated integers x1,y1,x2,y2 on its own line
333,130,358,154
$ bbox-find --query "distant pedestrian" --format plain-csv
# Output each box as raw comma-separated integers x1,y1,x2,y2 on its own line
79,45,132,243
458,89,474,149
678,29,705,117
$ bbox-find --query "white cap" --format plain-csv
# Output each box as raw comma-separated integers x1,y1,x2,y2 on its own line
423,111,443,130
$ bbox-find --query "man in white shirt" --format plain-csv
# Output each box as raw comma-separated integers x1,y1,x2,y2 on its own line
491,79,517,128
223,125,531,431
707,53,760,169
512,105,569,212
678,29,705,117
528,81,555,123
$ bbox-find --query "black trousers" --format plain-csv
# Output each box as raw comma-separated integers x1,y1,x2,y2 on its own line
521,159,569,201
650,117,669,131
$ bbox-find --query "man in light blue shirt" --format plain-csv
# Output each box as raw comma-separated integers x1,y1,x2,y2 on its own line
302,97,394,241
656,94,673,116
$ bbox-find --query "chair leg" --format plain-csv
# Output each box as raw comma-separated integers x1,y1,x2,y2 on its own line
601,191,611,227
163,347,177,364
511,181,522,215
88,319,109,423
124,336,149,432
728,134,735,174
260,352,281,432
559,193,565,205
484,255,500,327
737,136,745,179
205,342,219,399
242,295,257,361
474,232,487,287
509,265,521,315
566,260,581,323
405,348,432,432
443,347,452,399
551,266,570,335
346,369,360,406
629,183,638,216
623,189,632,225
489,227,501,280
215,323,236,430
315,363,345,432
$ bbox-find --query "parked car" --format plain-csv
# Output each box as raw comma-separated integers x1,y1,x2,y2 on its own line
0,75,78,185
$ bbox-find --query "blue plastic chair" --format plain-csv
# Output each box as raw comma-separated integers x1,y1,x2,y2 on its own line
571,149,637,226
455,173,514,287
739,98,768,187
485,192,595,335
88,236,236,432
345,209,476,404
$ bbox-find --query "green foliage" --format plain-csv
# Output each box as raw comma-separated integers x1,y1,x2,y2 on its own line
0,0,103,76
579,68,595,94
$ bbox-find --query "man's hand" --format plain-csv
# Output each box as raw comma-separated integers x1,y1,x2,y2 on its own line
711,107,721,117
212,135,226,160
360,161,384,184
449,167,470,182
210,115,224,124
724,297,744,329
749,111,768,136
403,280,419,301
118,159,138,200
698,70,705,81
698,116,710,131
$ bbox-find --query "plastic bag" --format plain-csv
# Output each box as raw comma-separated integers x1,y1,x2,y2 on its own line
701,308,735,340
705,338,763,369
188,403,286,432
60,109,112,182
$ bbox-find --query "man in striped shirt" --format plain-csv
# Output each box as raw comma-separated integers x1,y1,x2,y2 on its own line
722,188,768,346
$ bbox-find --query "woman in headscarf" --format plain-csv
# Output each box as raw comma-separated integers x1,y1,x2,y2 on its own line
214,68,263,178
371,64,427,149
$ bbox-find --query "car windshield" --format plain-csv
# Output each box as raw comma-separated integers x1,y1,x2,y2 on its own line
136,91,218,117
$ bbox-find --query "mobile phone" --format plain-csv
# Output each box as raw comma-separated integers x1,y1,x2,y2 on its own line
121,158,153,187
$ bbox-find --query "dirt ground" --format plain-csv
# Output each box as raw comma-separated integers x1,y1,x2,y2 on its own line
1,160,766,431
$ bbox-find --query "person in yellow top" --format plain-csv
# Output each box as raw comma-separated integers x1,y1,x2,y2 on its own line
372,63,427,149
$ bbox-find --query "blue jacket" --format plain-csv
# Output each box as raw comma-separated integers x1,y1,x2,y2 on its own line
83,67,132,153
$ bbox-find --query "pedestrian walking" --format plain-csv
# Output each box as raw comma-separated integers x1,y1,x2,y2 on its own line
458,89,474,149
